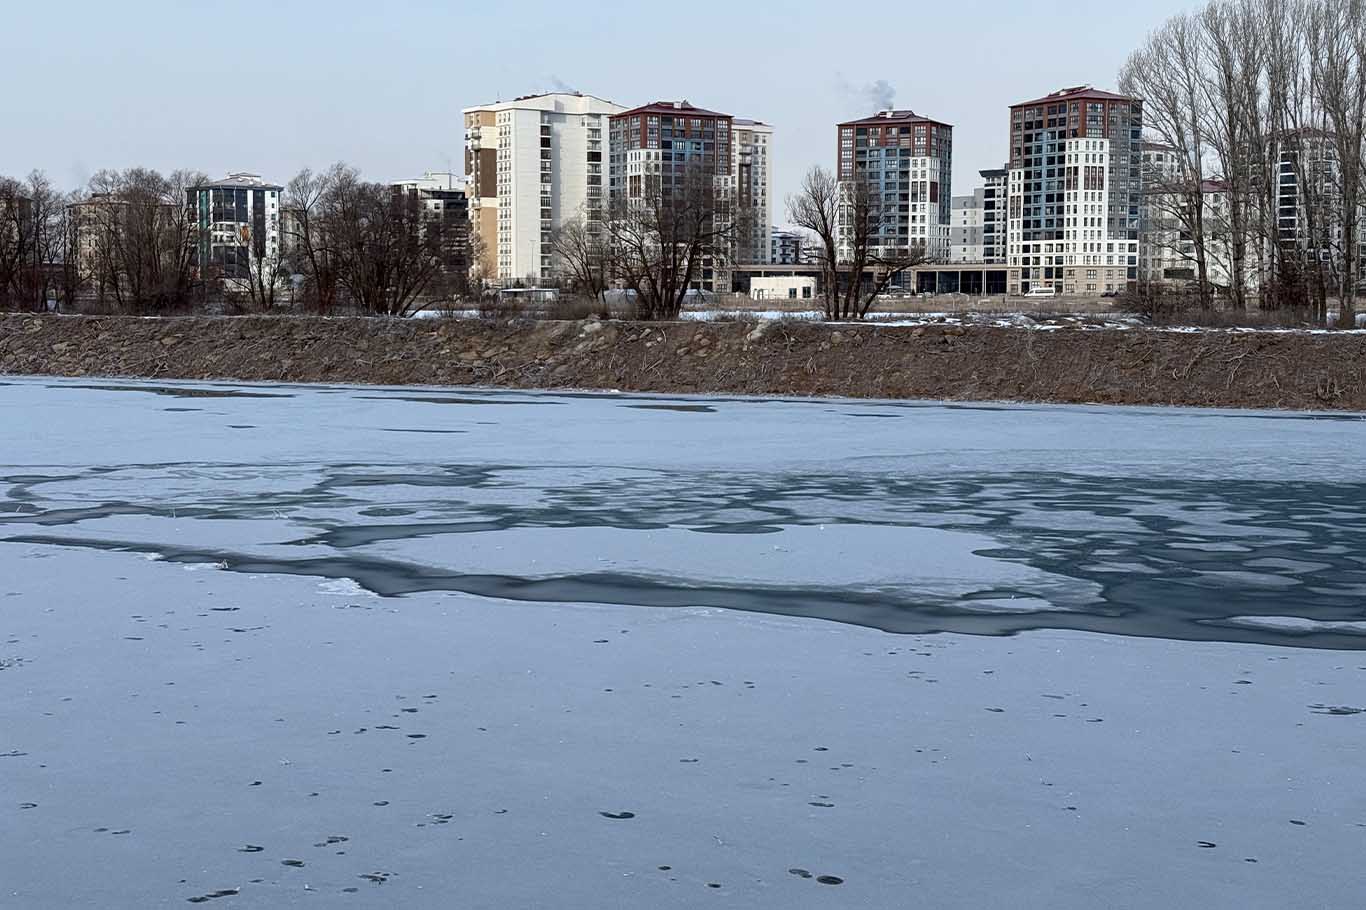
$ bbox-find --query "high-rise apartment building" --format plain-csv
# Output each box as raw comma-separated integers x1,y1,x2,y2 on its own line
978,168,1008,263
188,173,282,282
462,92,624,285
835,109,953,264
1006,86,1143,295
733,119,773,264
608,100,737,293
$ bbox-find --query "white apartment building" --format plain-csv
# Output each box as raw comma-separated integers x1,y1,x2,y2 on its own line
462,92,624,285
1006,86,1143,296
771,228,803,264
188,173,281,284
950,193,983,263
733,119,773,264
396,171,466,194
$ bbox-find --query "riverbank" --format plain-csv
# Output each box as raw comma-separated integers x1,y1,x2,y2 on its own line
3,313,1365,410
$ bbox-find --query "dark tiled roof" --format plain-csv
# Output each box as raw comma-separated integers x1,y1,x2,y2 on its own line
613,101,731,119
1012,85,1138,108
839,109,952,128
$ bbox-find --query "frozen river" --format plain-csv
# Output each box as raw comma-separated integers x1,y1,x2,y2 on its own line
2,377,1364,908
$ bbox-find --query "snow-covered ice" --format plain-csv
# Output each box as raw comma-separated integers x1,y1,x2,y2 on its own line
1,376,1364,908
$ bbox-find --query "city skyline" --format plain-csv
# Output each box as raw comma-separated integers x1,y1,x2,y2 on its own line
1,0,1200,220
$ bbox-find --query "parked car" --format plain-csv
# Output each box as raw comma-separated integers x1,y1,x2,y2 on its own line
1024,286,1059,298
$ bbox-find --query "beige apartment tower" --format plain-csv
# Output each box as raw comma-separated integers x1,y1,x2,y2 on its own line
463,92,625,286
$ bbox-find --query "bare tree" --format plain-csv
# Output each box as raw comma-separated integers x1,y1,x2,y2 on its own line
788,164,928,320
1310,0,1366,325
466,229,492,295
52,190,84,310
221,240,289,313
24,172,67,311
1264,0,1335,319
834,177,928,319
283,163,352,314
787,166,841,319
1128,0,1366,323
1198,0,1263,309
606,161,748,320
1122,14,1216,308
0,176,32,310
550,212,613,307
327,174,445,317
74,168,202,313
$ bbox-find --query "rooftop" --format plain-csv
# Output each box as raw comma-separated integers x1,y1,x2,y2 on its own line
839,109,952,128
198,172,283,190
1011,85,1138,108
463,91,620,112
613,100,731,119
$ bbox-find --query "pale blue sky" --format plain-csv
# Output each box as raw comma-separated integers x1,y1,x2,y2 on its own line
2,0,1196,213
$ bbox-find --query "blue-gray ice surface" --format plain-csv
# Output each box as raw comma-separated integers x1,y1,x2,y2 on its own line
1,377,1364,908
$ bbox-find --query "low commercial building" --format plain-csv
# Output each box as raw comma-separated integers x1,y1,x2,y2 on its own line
749,275,816,301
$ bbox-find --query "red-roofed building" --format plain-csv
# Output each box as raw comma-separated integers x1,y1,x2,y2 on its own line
834,108,954,265
609,101,735,207
609,98,748,286
1005,85,1144,295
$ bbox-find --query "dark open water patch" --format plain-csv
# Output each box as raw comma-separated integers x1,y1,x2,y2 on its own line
379,428,468,435
356,395,555,407
5,465,1366,650
6,526,1365,650
624,404,716,413
50,384,292,399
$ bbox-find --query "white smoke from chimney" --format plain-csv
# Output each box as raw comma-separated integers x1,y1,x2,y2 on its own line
835,74,897,113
